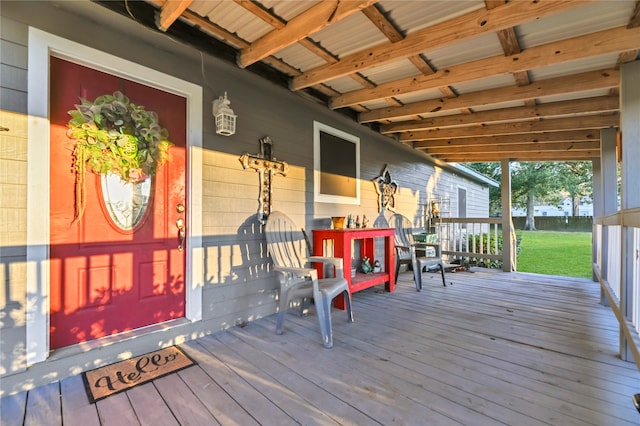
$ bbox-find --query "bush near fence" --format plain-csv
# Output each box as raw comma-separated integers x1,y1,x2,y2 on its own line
454,232,522,270
511,216,593,232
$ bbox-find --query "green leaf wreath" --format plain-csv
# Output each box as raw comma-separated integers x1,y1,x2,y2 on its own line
67,91,173,221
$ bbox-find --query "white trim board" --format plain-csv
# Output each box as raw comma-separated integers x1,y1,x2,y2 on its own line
26,27,203,364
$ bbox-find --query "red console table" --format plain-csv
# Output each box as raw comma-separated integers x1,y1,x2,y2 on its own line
312,228,395,309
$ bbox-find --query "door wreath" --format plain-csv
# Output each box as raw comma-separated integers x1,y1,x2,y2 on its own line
66,91,173,222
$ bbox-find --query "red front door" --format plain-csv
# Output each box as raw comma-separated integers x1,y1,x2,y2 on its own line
49,57,187,349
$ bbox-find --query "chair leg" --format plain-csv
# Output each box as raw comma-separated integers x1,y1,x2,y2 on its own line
439,263,446,287
394,259,401,283
413,264,423,291
275,310,286,335
275,291,290,334
316,298,334,349
343,290,354,322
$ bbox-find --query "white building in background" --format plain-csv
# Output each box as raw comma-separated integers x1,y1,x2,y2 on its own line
512,197,593,217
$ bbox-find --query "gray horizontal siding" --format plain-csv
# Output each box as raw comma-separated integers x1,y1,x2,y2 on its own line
0,1,491,395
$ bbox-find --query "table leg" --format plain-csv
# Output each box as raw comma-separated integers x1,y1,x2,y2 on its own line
385,235,395,292
333,234,349,310
313,237,325,279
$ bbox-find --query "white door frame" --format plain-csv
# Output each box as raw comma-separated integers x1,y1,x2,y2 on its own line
26,28,203,364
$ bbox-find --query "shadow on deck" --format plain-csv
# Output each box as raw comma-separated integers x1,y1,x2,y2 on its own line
3,269,640,425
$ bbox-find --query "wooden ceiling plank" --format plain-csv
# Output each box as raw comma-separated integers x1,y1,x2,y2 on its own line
484,0,506,9
380,96,619,133
291,0,583,90
412,130,601,148
384,98,403,107
178,4,325,84
629,0,640,28
361,5,464,107
617,49,640,66
156,0,193,31
424,140,600,155
234,0,286,29
361,5,453,96
349,73,376,89
332,25,638,108
235,1,343,66
407,56,435,75
433,152,597,162
236,0,370,102
179,8,250,48
360,68,619,122
513,71,532,87
485,1,522,56
495,28,521,55
361,4,403,42
400,114,618,141
238,0,377,67
610,49,639,96
432,149,599,159
299,39,338,64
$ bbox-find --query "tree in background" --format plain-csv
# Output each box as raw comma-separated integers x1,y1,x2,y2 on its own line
511,162,562,230
557,161,593,216
467,161,593,230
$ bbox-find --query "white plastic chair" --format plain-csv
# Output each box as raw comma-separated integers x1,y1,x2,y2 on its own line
264,211,353,348
389,213,446,291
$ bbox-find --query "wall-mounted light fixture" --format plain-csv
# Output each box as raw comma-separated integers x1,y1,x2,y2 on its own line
212,92,236,136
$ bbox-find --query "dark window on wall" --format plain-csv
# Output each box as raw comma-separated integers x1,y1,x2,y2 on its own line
319,131,357,197
458,187,467,218
314,121,360,204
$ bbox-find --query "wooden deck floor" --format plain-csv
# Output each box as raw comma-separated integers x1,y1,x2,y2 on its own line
3,269,640,425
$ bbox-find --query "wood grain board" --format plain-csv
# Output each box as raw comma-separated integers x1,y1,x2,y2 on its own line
3,269,640,425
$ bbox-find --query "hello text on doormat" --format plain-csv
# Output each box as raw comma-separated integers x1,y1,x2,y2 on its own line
82,346,196,403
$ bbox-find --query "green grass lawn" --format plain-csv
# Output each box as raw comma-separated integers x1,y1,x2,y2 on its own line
515,230,592,278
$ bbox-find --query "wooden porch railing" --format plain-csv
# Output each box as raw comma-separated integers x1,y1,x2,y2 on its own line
434,217,517,271
593,207,640,367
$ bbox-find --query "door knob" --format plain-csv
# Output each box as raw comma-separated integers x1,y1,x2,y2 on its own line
176,218,185,251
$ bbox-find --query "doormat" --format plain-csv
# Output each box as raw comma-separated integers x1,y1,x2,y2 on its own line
82,346,196,403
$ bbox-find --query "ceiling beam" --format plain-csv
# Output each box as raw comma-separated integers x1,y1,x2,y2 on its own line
156,0,193,31
411,130,601,149
145,1,306,78
147,1,248,49
629,0,640,28
380,96,619,133
400,114,618,141
234,0,283,27
422,140,600,155
361,4,464,108
235,0,376,97
331,25,639,108
433,151,598,162
291,0,582,90
234,0,364,97
360,68,618,123
238,0,376,67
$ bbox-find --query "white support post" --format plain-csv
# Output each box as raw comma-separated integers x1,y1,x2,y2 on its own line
599,128,618,307
620,61,640,362
500,159,513,272
600,128,618,217
592,156,601,284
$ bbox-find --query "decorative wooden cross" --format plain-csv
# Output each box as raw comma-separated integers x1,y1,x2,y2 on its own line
239,136,288,224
